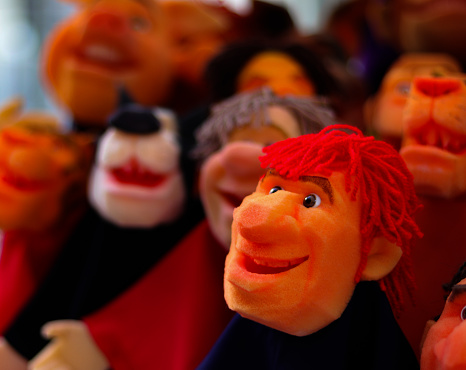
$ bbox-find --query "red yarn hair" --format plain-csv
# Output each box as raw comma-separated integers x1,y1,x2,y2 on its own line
259,124,423,315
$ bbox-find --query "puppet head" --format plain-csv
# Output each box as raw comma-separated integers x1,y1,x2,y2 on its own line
0,98,92,232
365,53,461,150
224,125,423,336
420,262,466,370
194,87,336,249
399,74,466,199
42,0,173,127
88,104,184,227
204,40,338,103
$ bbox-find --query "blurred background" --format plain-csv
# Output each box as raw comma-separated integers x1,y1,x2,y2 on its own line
0,0,346,113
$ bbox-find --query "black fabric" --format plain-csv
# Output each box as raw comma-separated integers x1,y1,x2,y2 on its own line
197,281,420,370
5,196,204,360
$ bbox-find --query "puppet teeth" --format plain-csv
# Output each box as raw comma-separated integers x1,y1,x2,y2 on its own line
253,258,290,268
84,44,122,63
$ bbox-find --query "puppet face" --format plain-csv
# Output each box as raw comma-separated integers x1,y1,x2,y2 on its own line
89,113,184,227
236,51,316,97
0,124,88,231
369,53,460,149
43,0,173,125
224,170,362,336
400,75,466,199
199,105,301,249
420,277,466,370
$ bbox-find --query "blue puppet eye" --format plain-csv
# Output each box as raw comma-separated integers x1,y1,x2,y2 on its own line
269,186,282,194
303,193,321,208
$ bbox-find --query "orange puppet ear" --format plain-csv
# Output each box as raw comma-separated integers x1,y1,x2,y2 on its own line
360,236,402,281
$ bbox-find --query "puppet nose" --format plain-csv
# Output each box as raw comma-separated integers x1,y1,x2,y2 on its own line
413,77,462,98
433,320,466,368
234,191,300,244
220,141,266,179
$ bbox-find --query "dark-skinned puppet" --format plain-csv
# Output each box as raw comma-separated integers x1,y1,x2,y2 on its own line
0,102,204,369
365,52,461,150
27,87,336,370
198,124,423,370
420,262,466,370
0,98,92,335
395,74,466,359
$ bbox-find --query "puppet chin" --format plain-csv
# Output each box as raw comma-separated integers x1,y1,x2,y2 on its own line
89,167,185,228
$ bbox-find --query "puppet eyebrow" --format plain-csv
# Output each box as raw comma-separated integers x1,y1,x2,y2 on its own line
264,170,334,203
448,284,466,302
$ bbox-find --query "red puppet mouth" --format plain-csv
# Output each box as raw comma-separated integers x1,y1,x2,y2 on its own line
220,190,246,208
110,159,166,188
1,171,47,191
243,253,309,275
409,124,466,155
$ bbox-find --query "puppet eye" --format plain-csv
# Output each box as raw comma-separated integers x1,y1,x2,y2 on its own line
131,16,150,32
461,306,466,320
303,193,321,208
269,186,282,194
396,81,410,95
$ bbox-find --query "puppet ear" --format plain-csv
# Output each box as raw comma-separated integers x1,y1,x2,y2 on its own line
360,236,402,281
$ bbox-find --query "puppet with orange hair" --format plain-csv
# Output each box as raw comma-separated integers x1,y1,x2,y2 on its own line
199,125,423,369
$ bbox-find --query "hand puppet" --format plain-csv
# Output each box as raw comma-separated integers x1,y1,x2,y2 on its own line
41,0,173,130
27,87,336,370
0,101,204,368
365,52,461,150
420,262,466,370
199,124,423,369
395,74,466,359
0,98,92,335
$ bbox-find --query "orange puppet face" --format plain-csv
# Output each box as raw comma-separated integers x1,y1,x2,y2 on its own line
224,170,363,336
368,53,460,149
0,123,89,231
420,277,466,370
43,0,173,125
236,51,316,97
199,106,302,249
400,75,466,199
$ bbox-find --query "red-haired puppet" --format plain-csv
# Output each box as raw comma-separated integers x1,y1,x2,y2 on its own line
199,125,423,369
420,262,466,370
396,74,466,359
0,98,92,334
27,87,335,370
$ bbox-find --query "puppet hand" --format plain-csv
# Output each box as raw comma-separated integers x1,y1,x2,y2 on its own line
29,320,109,370
0,337,27,369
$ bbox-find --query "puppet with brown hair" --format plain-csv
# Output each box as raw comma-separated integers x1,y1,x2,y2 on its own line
0,98,92,335
26,87,336,370
199,125,423,369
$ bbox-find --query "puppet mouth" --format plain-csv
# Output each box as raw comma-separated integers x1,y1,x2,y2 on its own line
110,160,166,187
220,190,246,208
73,42,137,72
243,253,309,275
407,124,466,155
1,172,47,191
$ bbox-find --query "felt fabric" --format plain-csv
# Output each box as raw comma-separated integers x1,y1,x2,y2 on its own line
84,220,234,370
4,197,204,360
0,208,85,334
198,281,419,370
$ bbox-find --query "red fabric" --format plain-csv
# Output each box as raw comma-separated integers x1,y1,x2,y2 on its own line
85,220,234,370
0,229,67,334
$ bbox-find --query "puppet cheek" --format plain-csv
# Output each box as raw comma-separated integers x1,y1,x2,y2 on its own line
433,321,466,369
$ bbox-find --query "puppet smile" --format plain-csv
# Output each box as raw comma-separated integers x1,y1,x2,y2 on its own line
110,160,166,188
408,125,466,155
242,253,309,275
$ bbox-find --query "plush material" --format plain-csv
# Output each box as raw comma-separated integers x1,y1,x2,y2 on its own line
2,104,204,362
42,0,173,128
0,101,92,334
365,53,461,150
420,266,466,370
82,220,233,370
395,74,466,359
199,282,419,370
